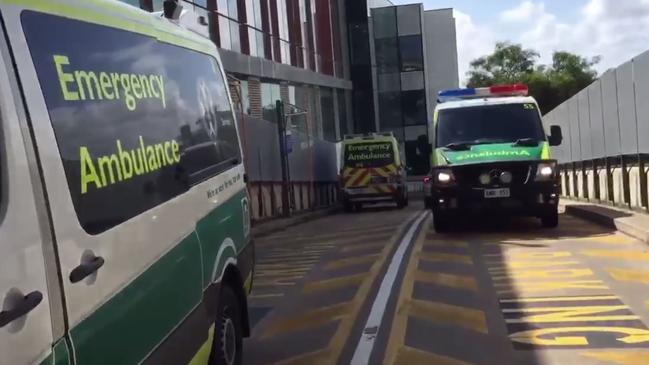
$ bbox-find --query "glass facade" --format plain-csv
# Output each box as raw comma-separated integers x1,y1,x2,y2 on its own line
371,4,429,174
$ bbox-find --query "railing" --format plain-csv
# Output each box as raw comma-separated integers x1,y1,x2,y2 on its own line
248,181,339,222
544,48,649,212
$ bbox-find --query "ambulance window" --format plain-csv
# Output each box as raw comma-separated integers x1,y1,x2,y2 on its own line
21,11,241,234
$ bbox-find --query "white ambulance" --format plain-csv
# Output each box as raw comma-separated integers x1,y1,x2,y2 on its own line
0,1,253,364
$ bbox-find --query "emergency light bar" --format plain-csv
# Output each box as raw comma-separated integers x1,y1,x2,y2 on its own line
438,84,528,102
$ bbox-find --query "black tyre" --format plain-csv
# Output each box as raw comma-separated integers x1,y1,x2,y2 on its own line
396,197,405,209
210,286,243,365
343,200,353,213
424,197,433,209
354,203,363,211
433,211,451,233
541,210,559,228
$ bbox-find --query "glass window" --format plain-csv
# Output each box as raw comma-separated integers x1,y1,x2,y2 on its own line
261,82,280,123
371,7,397,39
240,80,250,115
378,91,402,128
401,90,427,126
399,35,423,72
400,71,424,91
320,88,336,142
396,5,421,36
152,0,164,11
121,0,141,8
217,0,228,15
349,23,370,66
219,14,232,49
22,11,241,234
436,104,547,147
337,90,348,137
375,37,399,74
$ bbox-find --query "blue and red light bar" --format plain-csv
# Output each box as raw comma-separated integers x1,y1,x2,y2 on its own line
438,84,528,102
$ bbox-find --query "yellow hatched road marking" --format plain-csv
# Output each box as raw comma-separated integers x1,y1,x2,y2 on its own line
407,299,488,334
581,351,649,365
273,349,331,365
418,252,472,264
510,327,649,346
607,268,649,284
250,293,284,299
341,241,387,253
261,303,350,338
413,271,477,291
484,251,572,259
499,295,619,303
582,250,649,261
424,239,469,248
301,273,366,294
325,254,380,271
394,346,474,365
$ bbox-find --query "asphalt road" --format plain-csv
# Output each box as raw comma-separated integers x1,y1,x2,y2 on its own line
243,201,649,365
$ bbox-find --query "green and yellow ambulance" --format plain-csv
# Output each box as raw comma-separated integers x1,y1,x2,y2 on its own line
340,132,408,212
429,84,563,232
0,1,253,364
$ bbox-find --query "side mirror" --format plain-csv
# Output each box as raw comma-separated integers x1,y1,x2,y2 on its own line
549,125,563,146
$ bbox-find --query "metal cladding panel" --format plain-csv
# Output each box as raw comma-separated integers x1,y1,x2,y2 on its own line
633,50,649,153
313,139,339,181
578,88,593,160
588,81,606,159
557,102,572,163
616,60,639,154
568,97,582,162
243,116,282,181
601,70,621,156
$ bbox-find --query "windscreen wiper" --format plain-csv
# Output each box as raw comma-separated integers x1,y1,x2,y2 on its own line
471,138,509,145
443,142,471,151
512,138,539,147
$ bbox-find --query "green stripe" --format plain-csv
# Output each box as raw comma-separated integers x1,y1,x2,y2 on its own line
196,189,248,286
38,339,71,365
69,231,203,365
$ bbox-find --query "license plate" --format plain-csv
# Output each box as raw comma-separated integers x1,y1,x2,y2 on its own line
484,188,510,199
371,176,387,184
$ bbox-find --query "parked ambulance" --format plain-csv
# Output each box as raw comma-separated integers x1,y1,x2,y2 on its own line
0,1,253,364
340,132,408,211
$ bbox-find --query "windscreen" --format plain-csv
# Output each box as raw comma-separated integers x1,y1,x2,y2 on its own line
436,103,546,147
344,142,394,168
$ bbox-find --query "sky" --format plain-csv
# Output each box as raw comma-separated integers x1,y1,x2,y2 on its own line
390,0,649,84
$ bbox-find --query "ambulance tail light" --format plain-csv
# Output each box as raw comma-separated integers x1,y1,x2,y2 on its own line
438,84,528,102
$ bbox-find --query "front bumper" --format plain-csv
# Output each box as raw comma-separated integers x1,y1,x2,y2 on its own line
432,181,559,216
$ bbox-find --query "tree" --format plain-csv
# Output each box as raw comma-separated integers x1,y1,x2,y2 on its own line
466,43,599,114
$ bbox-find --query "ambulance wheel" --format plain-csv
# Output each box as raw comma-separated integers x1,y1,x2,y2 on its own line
396,198,405,209
354,203,363,211
433,211,451,233
210,285,243,365
424,197,433,209
343,200,353,213
541,210,559,228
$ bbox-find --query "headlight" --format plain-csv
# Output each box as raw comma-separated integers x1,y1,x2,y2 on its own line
535,162,557,181
434,169,455,185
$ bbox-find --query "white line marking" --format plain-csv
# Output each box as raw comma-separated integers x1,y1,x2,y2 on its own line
349,210,429,365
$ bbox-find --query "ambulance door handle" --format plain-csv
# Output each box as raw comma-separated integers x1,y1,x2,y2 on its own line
0,290,43,328
70,255,105,283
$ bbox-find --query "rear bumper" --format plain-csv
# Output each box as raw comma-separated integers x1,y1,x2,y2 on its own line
431,181,560,216
343,184,403,202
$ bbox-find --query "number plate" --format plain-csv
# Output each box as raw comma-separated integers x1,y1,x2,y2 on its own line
484,188,510,199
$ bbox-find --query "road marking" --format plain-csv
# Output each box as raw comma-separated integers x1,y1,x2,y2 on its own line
418,252,472,264
394,346,473,365
582,250,649,261
350,211,429,365
499,295,619,303
341,241,388,253
261,302,350,338
424,238,469,248
413,271,478,291
491,268,594,281
301,273,366,294
485,251,572,259
325,254,380,271
581,351,649,365
273,349,331,365
407,299,487,333
496,280,609,294
510,327,649,346
250,293,284,299
487,260,581,271
607,268,649,284
503,305,639,323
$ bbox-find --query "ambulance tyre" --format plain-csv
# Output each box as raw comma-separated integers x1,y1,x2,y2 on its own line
210,285,243,365
396,198,405,209
343,199,353,213
354,203,363,211
433,210,451,233
541,209,559,228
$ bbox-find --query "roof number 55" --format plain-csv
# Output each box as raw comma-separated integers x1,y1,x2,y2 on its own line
523,103,536,110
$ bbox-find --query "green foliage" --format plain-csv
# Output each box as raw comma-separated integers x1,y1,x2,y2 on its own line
467,42,599,114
